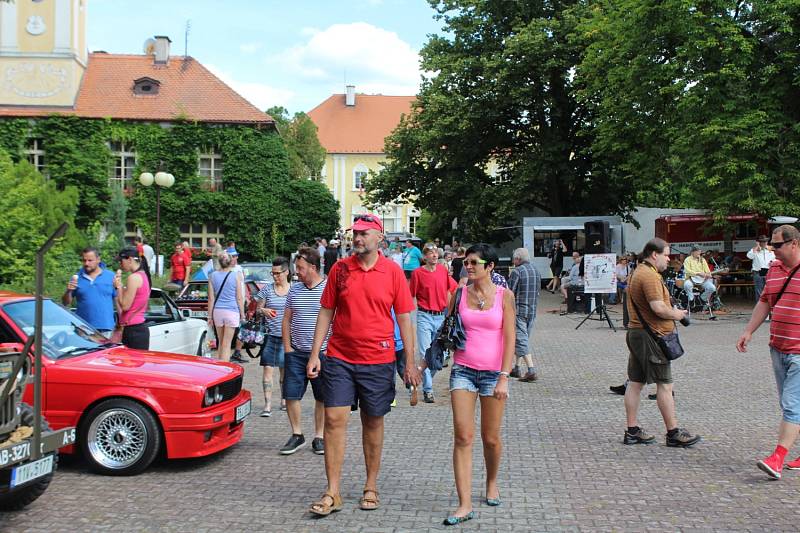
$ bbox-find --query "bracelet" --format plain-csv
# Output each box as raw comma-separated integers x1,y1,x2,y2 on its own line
499,371,510,377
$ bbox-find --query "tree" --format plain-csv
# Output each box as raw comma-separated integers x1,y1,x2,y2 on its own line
266,106,327,180
368,0,633,242
577,0,800,219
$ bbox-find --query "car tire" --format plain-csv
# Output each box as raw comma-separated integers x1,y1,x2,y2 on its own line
0,403,58,511
196,332,212,358
79,398,161,476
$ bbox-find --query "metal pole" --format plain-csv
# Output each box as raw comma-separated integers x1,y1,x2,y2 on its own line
155,185,161,277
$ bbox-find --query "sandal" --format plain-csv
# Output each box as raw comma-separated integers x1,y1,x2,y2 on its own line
443,511,474,526
359,488,380,511
309,492,343,516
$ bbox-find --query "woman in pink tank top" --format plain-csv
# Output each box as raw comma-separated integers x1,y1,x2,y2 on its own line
443,244,515,526
114,247,152,350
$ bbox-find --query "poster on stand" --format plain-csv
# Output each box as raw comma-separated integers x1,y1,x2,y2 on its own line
584,254,617,294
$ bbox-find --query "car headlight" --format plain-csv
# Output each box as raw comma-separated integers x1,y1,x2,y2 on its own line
214,388,223,403
203,388,214,407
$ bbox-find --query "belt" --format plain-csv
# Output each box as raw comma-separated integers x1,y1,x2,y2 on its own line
418,308,445,315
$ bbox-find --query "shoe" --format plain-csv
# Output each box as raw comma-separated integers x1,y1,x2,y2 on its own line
623,426,655,445
280,403,287,411
279,434,306,455
443,511,474,526
423,392,435,403
757,453,783,479
609,384,627,395
230,352,248,364
519,371,538,382
486,494,501,506
648,391,675,400
311,437,325,455
785,456,800,470
390,398,397,407
510,367,521,378
259,408,272,417
665,428,701,448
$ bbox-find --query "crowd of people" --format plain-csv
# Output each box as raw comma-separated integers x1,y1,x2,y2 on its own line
60,216,800,523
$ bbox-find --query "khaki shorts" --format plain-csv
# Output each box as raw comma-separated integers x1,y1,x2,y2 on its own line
626,328,672,384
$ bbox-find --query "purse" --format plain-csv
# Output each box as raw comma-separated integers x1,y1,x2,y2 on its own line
437,287,467,352
238,318,266,347
629,269,685,361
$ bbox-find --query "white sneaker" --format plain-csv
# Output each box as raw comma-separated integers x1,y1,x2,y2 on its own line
260,408,272,417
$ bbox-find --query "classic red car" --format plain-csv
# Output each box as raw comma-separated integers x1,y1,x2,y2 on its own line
0,291,251,476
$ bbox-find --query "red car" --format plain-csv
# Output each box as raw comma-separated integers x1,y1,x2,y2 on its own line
0,291,252,476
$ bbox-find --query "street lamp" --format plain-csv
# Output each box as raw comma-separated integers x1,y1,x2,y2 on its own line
138,169,175,276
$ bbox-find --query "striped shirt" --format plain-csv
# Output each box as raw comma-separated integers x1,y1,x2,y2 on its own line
254,282,288,337
285,278,330,352
508,261,540,318
760,259,800,353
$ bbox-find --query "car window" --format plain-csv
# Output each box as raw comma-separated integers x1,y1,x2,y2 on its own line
146,293,178,323
177,283,209,301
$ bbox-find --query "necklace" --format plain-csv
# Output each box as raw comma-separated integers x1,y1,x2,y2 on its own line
472,286,488,310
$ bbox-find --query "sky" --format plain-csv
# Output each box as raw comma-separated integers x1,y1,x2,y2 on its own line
87,0,445,114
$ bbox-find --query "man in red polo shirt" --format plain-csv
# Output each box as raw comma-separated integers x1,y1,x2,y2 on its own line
169,242,189,288
182,241,193,279
306,213,421,517
411,243,457,403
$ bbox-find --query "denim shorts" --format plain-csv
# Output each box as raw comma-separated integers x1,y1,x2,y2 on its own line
449,363,503,397
770,348,800,424
283,350,324,401
259,335,284,368
321,356,395,417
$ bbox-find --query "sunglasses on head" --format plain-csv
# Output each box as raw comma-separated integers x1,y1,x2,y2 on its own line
464,258,487,267
354,214,378,223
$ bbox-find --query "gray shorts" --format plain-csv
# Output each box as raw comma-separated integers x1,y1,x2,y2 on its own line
626,328,672,385
514,313,535,356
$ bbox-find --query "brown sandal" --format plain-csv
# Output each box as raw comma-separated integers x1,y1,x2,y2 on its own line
309,492,343,516
360,488,380,510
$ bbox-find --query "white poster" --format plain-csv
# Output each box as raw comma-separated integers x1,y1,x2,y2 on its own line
584,254,617,294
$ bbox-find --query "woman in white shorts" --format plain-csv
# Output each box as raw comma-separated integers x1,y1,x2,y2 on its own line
208,252,245,362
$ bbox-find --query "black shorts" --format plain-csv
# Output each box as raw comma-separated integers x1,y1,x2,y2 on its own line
321,356,395,417
122,323,149,350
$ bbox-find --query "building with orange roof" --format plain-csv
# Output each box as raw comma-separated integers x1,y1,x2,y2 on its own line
308,87,420,233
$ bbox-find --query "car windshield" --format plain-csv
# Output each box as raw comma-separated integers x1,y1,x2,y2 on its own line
241,264,272,282
3,299,111,359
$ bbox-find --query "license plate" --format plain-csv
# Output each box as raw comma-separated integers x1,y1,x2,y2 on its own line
10,455,54,488
190,310,208,317
235,400,251,422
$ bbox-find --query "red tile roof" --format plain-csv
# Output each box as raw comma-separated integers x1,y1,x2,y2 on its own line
0,53,273,125
308,94,416,153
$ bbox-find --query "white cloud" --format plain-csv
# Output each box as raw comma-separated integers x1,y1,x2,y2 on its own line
239,42,262,55
269,22,421,96
206,64,295,111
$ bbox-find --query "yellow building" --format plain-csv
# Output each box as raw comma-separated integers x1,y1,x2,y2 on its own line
308,87,420,234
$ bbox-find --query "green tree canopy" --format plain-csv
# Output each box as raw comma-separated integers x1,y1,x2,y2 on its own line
266,106,327,180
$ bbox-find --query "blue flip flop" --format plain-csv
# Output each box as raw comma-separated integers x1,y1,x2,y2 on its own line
486,496,501,506
443,511,475,526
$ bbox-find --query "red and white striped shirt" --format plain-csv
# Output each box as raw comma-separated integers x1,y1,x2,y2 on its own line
761,259,800,353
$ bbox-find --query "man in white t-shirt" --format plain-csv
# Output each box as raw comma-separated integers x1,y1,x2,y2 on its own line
747,235,776,302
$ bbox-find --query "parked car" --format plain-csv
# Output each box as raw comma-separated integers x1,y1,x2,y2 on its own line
0,291,252,476
146,288,210,357
175,279,262,320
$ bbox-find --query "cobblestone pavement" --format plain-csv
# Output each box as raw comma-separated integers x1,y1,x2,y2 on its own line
2,292,797,532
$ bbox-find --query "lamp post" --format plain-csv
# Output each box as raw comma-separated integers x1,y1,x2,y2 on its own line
138,170,175,276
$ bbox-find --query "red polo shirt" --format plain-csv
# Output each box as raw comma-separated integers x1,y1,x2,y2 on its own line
170,253,188,282
410,264,457,312
183,249,193,277
761,259,800,353
321,254,414,364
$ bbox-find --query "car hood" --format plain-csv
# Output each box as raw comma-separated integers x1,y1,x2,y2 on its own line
53,346,240,389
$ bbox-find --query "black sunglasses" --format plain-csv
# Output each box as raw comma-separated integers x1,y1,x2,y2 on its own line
771,240,793,249
354,214,378,223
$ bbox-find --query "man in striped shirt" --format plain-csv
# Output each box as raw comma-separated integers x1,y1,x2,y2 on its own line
280,247,330,456
737,225,800,479
508,247,541,382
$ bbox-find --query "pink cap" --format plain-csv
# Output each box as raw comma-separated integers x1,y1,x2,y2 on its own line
349,213,384,233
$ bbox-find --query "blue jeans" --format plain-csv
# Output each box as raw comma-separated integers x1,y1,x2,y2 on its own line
417,310,445,393
683,278,715,302
770,348,800,424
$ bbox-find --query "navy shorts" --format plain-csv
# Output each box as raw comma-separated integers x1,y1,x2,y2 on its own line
258,335,284,368
321,356,395,417
283,350,325,401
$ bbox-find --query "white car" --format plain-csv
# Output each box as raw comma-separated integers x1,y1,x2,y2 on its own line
145,288,210,357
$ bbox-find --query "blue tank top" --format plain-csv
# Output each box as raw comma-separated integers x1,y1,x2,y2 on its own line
211,270,239,311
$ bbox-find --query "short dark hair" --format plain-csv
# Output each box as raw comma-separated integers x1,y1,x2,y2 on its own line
773,224,800,243
638,238,668,262
134,236,142,243
295,246,321,271
81,246,100,258
465,243,499,270
273,256,289,271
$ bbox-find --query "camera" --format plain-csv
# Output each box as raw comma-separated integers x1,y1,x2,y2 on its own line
680,316,691,327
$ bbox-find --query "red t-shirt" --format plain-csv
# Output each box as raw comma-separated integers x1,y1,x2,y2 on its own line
171,253,187,281
410,264,457,312
760,259,800,353
183,249,193,276
321,254,414,364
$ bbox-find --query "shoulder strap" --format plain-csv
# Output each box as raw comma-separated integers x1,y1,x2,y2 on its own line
629,266,662,338
211,271,232,313
773,263,800,305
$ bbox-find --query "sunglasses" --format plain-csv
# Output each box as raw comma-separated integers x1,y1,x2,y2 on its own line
463,258,487,267
271,270,287,276
354,214,378,223
770,240,793,249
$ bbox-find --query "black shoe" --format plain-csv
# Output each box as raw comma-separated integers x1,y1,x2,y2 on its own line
609,384,627,395
311,437,325,455
510,367,521,378
423,392,435,403
231,352,248,364
623,426,655,445
648,391,675,400
279,434,306,455
666,428,701,448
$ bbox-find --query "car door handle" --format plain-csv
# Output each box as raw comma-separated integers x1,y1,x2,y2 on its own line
164,330,169,334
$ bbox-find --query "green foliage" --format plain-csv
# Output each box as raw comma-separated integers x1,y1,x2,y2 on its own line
106,187,127,246
266,106,327,180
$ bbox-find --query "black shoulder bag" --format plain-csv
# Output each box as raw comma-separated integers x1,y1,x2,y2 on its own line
629,268,685,361
210,271,232,316
770,263,800,308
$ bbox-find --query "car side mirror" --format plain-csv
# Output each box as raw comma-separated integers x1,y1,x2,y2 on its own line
182,309,190,318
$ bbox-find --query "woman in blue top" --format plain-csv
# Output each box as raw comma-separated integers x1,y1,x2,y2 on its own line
255,257,291,417
208,252,245,362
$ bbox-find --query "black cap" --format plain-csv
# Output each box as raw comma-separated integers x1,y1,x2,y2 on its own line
117,247,139,260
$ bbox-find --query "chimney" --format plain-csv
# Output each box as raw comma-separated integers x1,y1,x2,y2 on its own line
154,35,171,64
345,85,355,106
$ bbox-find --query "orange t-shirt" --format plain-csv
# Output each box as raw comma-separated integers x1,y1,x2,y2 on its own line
626,263,675,336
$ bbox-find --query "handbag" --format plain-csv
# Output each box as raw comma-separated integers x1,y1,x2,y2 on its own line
437,287,467,352
629,268,685,361
238,318,266,348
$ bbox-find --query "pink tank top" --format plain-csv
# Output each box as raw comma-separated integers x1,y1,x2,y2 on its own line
454,286,505,371
120,271,150,326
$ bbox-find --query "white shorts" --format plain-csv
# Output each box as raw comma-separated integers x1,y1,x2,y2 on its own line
212,308,240,327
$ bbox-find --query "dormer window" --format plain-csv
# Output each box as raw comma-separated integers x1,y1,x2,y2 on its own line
133,77,160,96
